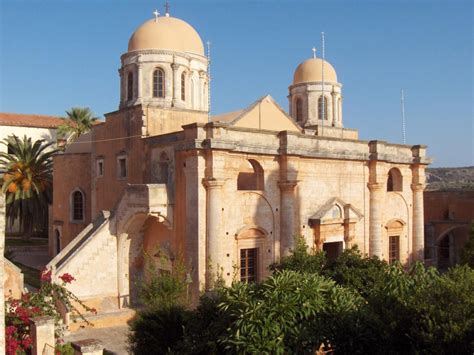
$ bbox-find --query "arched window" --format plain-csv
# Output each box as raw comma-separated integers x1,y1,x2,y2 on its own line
181,72,186,101
153,68,165,98
387,168,403,192
71,190,85,222
318,95,328,120
237,159,264,191
127,72,134,101
295,98,303,122
330,205,342,219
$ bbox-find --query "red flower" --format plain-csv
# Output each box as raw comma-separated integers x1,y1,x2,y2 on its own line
40,269,52,282
31,306,42,314
22,337,33,348
21,293,30,302
90,307,98,314
6,325,16,336
59,273,75,284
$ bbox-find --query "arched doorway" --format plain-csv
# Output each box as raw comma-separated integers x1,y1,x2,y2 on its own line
117,213,174,308
435,225,469,269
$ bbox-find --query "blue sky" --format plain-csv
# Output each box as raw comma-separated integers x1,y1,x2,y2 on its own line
0,0,472,167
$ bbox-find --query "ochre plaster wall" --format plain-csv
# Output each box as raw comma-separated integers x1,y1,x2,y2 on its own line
52,153,91,252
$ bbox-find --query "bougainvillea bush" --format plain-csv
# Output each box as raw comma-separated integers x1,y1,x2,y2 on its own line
5,269,96,355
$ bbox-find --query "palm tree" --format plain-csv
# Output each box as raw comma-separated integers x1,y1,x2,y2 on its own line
0,135,59,241
58,107,99,141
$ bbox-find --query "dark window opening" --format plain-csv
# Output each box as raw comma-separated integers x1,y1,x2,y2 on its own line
387,168,403,192
127,72,134,101
153,68,165,98
181,72,186,101
296,98,303,122
118,157,127,179
55,229,61,255
389,235,400,264
323,242,343,261
72,191,84,221
318,95,328,120
240,248,258,283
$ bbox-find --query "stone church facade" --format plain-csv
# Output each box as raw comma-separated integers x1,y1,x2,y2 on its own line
47,12,430,311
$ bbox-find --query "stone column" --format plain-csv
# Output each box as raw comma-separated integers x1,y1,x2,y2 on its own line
332,92,338,126
411,183,425,261
199,70,207,111
368,182,384,258
30,316,55,355
278,180,298,257
171,63,180,106
0,196,5,355
136,63,143,100
203,178,224,289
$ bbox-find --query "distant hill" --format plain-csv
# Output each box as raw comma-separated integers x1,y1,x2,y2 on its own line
426,166,474,191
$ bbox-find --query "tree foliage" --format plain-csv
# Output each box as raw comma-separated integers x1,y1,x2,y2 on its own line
0,135,59,240
128,238,474,354
58,107,98,141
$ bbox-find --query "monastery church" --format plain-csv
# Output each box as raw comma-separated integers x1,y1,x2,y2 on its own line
47,11,430,311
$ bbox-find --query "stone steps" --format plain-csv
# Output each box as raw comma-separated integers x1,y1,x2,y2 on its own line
68,308,136,332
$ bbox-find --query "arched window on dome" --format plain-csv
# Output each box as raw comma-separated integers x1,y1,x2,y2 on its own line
153,68,165,98
127,72,134,101
181,72,186,101
387,168,403,192
318,96,328,120
295,98,303,122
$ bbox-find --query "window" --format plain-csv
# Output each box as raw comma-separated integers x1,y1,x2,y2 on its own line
127,72,134,101
295,98,303,122
55,229,61,255
237,159,264,191
389,236,400,264
71,190,84,222
240,248,258,283
153,68,165,98
387,168,403,192
181,72,186,101
157,152,169,184
318,95,328,120
7,143,14,154
96,159,104,178
331,205,342,219
117,156,127,179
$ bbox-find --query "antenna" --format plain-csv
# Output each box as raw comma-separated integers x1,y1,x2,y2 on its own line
401,89,406,144
321,32,325,136
207,41,211,122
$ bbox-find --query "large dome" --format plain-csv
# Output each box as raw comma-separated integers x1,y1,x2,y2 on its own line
293,58,338,85
128,16,204,56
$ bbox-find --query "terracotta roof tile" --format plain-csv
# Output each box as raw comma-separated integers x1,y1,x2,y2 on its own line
0,112,64,129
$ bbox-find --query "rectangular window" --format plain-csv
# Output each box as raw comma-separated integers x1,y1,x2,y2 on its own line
117,156,127,179
389,236,400,264
97,159,104,177
240,248,258,283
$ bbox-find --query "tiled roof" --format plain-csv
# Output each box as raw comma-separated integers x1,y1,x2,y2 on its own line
0,112,64,128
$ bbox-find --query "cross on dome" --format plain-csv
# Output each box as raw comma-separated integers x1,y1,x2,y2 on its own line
153,9,160,22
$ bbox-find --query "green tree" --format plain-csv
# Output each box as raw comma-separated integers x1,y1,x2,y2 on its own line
58,107,99,140
460,221,474,267
0,135,59,240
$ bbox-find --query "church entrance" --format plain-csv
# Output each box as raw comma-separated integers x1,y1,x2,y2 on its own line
323,241,343,260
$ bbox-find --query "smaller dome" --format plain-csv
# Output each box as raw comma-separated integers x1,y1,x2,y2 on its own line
293,58,338,85
128,16,204,55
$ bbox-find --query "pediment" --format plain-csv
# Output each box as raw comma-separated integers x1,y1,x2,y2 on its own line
308,197,363,226
213,95,302,132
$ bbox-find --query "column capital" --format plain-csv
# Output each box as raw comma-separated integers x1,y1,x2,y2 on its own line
171,63,180,70
411,183,425,192
202,178,224,189
278,180,298,191
367,182,384,192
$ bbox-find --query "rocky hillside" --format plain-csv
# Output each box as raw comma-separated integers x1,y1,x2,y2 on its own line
426,166,474,191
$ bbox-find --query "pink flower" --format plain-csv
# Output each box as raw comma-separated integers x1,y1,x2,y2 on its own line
59,273,75,284
6,325,16,336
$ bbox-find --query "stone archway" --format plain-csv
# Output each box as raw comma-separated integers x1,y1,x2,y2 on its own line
117,212,174,308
